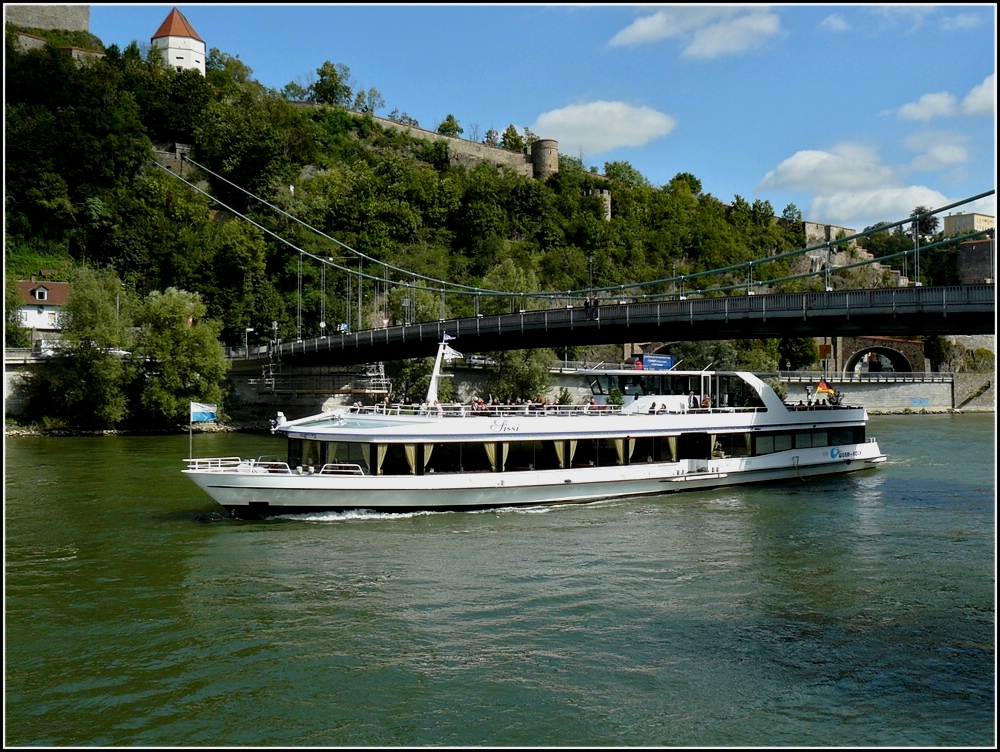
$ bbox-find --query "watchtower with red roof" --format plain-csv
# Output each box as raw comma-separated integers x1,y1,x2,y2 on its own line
151,7,205,76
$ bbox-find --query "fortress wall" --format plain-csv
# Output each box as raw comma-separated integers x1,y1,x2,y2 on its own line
5,5,90,31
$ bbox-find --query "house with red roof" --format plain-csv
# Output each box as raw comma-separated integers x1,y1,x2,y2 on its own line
16,277,71,341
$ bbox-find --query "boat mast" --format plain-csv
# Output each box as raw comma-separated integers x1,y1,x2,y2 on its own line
424,335,461,405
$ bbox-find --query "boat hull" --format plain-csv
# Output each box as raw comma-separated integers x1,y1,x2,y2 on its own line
184,442,886,519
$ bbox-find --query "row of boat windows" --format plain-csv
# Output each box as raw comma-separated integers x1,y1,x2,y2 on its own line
287,426,865,475
591,374,765,409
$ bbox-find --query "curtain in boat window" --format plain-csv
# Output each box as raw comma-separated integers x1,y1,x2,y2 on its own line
424,444,434,468
569,440,577,465
554,441,565,469
404,444,416,474
667,436,678,461
745,433,752,456
485,442,509,471
613,438,635,465
376,444,388,475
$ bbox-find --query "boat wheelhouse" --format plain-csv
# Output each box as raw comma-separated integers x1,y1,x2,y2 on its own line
183,339,886,518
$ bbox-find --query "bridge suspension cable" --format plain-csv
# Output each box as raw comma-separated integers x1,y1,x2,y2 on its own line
157,157,994,311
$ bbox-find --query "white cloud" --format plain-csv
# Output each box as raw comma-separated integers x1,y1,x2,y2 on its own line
897,92,958,121
893,74,994,120
820,14,849,32
684,11,780,59
940,13,981,32
757,143,955,229
901,131,969,172
531,101,677,158
758,144,896,193
961,73,995,116
810,186,949,230
866,6,936,32
608,7,781,59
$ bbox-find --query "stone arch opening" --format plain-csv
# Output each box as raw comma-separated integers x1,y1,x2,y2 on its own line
845,345,912,374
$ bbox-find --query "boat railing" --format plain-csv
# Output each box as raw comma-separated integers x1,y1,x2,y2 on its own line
184,456,245,470
352,402,632,418
318,463,366,475
349,402,792,418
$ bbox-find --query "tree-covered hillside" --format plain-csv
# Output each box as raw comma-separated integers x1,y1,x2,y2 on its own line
8,28,970,427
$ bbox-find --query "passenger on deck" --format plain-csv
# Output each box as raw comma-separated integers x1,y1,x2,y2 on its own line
701,395,711,409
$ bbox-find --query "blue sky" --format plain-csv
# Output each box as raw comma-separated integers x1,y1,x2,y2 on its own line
88,4,996,233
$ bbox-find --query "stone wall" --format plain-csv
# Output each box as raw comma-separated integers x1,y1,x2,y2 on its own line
957,239,994,283
370,115,536,178
953,372,995,411
4,4,90,32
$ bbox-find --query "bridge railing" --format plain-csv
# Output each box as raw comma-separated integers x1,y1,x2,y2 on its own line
264,284,994,360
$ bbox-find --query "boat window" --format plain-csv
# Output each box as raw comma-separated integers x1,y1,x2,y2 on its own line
302,440,324,468
754,435,774,455
325,441,371,472
424,442,493,474
506,440,560,471
773,434,793,452
795,430,831,449
286,439,328,468
380,444,412,475
677,433,712,460
830,426,864,445
632,436,656,464
715,433,751,458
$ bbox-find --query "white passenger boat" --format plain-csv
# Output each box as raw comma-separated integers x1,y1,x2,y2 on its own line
183,339,886,518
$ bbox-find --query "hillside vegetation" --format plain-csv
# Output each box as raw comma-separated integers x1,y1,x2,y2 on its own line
5,30,964,428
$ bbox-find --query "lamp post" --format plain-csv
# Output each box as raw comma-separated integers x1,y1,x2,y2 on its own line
245,327,254,360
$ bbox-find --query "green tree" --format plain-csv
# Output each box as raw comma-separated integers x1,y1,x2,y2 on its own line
669,340,740,370
353,87,385,114
483,348,554,402
436,113,463,137
128,288,228,426
480,258,540,315
20,266,133,429
310,61,353,106
778,337,820,370
910,205,940,238
205,48,255,96
280,81,309,101
59,265,133,350
388,108,419,127
500,124,523,152
483,128,500,147
5,274,31,347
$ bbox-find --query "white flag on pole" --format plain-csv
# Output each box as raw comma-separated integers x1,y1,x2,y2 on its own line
190,402,218,423
442,344,463,361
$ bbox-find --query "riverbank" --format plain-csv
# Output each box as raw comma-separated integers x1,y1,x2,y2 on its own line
3,420,265,438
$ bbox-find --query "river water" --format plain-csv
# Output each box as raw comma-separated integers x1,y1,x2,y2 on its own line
4,414,995,747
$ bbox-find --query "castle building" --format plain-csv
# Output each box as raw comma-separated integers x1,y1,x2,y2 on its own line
942,212,994,237
151,7,205,75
